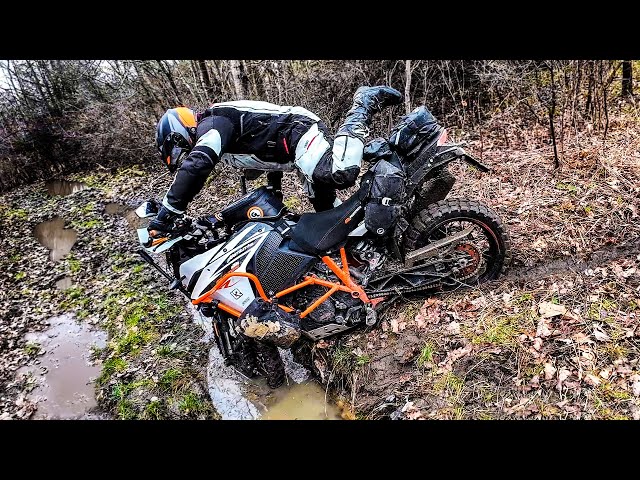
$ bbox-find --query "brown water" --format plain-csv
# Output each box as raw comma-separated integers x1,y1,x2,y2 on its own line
260,381,342,420
33,217,78,262
17,314,107,419
46,180,87,196
104,202,144,230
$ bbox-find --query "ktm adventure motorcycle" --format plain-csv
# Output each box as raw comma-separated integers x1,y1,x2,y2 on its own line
136,106,512,388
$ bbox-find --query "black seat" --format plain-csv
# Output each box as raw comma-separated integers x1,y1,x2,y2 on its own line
289,194,365,255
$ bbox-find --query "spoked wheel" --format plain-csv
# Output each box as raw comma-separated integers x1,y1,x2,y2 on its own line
405,199,512,285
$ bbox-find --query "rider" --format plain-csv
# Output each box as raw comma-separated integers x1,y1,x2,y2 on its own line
149,85,402,235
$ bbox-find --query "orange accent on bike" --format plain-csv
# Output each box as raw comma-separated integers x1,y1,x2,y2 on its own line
300,285,338,318
282,137,289,154
218,303,241,317
193,247,382,320
166,156,171,165
151,237,168,246
344,217,351,224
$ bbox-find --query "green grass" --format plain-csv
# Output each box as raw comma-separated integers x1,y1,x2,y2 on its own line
178,393,216,417
24,341,41,356
72,219,102,229
416,342,435,368
433,372,464,397
98,357,128,384
472,316,521,347
67,256,81,274
14,271,26,281
159,368,184,393
555,182,578,194
144,399,165,420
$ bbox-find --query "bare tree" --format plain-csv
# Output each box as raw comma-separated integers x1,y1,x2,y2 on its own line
622,60,633,97
404,60,412,113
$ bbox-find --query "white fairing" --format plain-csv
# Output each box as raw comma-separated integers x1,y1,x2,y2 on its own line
347,221,367,237
182,223,271,313
137,228,184,253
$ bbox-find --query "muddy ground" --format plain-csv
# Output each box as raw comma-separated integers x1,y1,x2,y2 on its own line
1,114,639,420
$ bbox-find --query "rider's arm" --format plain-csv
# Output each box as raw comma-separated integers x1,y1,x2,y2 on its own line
162,115,235,214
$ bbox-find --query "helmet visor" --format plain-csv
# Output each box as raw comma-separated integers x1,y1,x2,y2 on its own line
160,132,190,172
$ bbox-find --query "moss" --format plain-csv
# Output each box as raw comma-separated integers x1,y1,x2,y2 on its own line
14,271,26,281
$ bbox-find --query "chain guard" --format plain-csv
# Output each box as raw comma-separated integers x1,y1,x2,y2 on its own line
365,243,481,299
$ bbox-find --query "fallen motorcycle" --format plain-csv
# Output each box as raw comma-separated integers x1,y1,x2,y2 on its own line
136,105,512,388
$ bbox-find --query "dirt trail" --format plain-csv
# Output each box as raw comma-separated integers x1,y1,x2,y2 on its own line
505,241,640,285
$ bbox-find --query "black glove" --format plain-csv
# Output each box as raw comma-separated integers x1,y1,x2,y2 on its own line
148,206,182,237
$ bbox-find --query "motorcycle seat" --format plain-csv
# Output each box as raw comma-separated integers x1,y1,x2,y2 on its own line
289,194,365,256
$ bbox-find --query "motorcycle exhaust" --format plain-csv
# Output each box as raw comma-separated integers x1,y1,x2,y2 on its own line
236,298,301,349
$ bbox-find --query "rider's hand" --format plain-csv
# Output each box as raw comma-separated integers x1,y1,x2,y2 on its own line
148,206,182,238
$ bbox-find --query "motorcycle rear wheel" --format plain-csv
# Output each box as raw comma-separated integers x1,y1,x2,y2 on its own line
405,198,512,283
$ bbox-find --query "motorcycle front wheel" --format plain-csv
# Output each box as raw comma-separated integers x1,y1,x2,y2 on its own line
405,198,512,284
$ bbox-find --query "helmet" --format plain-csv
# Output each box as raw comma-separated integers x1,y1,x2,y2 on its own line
156,107,197,172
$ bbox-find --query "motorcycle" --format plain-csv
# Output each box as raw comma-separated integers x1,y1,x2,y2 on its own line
135,105,512,388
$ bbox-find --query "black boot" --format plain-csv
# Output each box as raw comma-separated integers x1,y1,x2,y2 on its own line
337,85,402,140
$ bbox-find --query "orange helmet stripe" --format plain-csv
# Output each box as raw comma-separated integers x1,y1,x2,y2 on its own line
174,107,196,128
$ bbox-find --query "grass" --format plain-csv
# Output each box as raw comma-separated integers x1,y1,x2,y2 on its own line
14,271,26,280
67,256,81,274
416,342,435,368
471,315,522,347
158,368,184,393
24,341,41,356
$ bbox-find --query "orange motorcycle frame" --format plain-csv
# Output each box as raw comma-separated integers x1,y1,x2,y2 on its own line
192,247,383,318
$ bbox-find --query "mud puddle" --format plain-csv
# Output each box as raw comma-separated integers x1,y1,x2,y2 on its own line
17,314,108,419
33,216,78,262
46,180,87,196
104,202,145,230
190,307,342,420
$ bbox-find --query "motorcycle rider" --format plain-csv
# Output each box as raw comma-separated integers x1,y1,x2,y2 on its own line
149,85,403,235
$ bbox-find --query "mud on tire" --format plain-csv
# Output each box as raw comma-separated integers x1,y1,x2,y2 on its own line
405,198,512,282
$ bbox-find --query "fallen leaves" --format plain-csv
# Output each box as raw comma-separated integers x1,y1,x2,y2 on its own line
538,301,567,318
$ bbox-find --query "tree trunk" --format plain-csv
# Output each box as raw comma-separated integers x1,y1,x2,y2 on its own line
548,63,560,169
156,60,182,105
229,60,245,99
622,60,633,97
404,60,412,113
197,60,214,99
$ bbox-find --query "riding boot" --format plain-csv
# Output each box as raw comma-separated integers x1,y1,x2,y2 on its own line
336,85,403,141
